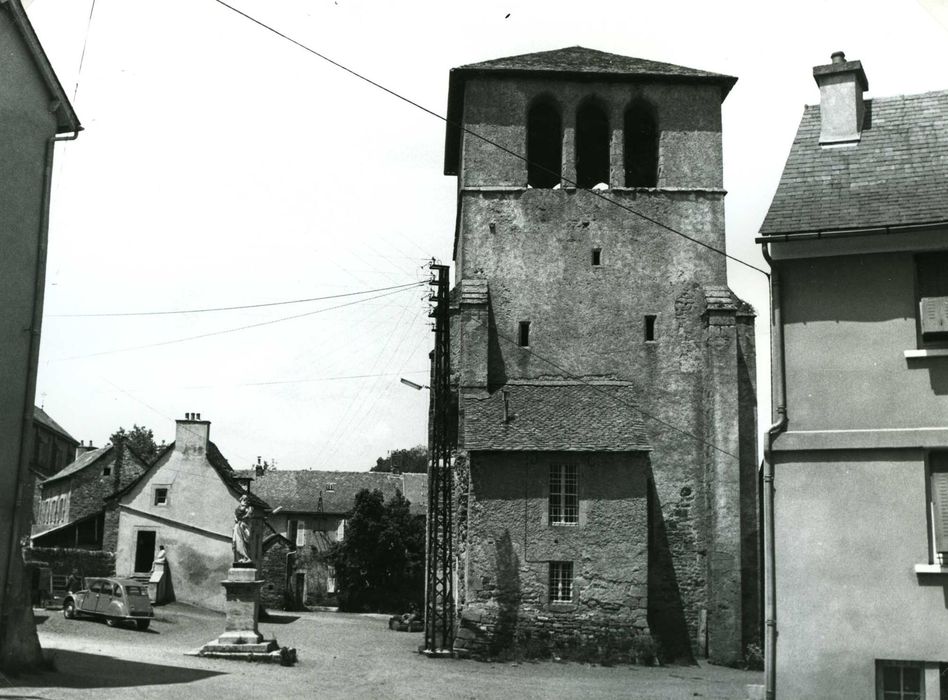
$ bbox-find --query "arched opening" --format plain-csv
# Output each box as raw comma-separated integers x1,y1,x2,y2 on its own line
527,98,562,188
624,98,659,187
575,100,610,189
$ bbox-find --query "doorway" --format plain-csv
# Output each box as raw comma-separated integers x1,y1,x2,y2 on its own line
134,530,156,573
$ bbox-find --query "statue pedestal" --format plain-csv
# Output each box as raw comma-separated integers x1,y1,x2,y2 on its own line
192,567,285,660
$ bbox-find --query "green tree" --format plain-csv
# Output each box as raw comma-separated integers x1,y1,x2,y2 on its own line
371,445,428,473
110,424,159,464
327,488,425,613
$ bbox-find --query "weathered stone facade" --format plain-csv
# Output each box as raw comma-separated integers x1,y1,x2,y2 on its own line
442,47,758,664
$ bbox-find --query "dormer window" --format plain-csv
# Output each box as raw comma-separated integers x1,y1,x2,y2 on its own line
527,97,562,188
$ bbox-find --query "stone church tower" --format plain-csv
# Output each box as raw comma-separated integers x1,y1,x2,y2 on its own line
442,46,757,664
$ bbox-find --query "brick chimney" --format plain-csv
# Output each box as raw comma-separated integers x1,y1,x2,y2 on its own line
175,412,209,458
813,51,869,146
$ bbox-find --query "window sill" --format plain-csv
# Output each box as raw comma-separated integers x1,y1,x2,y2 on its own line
905,349,948,359
913,563,948,575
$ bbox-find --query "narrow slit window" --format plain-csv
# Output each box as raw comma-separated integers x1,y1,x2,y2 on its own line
645,315,657,342
591,248,602,266
519,321,531,347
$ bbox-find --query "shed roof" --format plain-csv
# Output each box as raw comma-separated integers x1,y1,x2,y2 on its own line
760,90,948,235
2,0,81,133
444,46,736,175
236,469,426,516
462,380,651,452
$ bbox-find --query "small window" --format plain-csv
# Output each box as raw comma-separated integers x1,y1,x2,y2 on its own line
154,487,169,506
591,248,602,266
929,452,948,566
549,463,578,525
549,561,573,604
876,660,924,700
519,321,531,347
326,482,336,492
103,464,111,476
287,520,299,547
916,252,948,345
296,523,306,547
327,566,336,594
645,315,657,342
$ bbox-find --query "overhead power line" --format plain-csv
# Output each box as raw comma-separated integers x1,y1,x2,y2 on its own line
50,281,424,318
208,0,770,279
54,283,424,361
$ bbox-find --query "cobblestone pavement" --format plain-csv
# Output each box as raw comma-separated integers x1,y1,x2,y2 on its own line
0,605,761,699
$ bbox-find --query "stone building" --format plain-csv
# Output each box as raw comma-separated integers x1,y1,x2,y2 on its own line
31,441,149,549
241,468,426,609
111,414,268,611
28,406,79,522
759,53,948,699
442,46,758,663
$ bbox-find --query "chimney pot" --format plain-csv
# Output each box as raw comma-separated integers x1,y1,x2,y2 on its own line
196,413,201,420
831,51,846,64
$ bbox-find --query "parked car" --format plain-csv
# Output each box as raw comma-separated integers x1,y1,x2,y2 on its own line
63,578,154,630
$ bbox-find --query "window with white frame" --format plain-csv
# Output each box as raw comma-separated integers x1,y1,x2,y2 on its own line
876,660,924,700
929,452,948,566
153,487,169,506
916,252,948,346
296,521,306,547
549,561,573,604
549,463,578,525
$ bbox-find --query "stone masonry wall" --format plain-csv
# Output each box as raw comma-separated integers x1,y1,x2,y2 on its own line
455,450,649,657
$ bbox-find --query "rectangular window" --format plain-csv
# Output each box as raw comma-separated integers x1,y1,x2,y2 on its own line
930,452,948,565
287,520,299,547
549,561,573,604
876,660,924,700
591,248,602,266
916,252,948,345
153,487,169,506
519,321,530,347
645,314,657,342
103,464,111,476
296,523,306,547
549,463,578,525
327,566,336,594
326,483,336,492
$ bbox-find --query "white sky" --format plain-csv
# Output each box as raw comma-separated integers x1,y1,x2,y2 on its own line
25,0,948,471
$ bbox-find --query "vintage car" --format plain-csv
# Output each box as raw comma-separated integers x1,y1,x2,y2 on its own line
63,577,154,630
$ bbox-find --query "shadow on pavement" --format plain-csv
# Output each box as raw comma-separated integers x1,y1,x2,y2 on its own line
9,650,225,689
260,613,299,625
32,614,49,625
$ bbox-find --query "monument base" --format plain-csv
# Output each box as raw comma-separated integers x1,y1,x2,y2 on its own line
194,567,293,663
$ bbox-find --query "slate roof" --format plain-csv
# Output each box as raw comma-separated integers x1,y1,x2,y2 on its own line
760,90,948,235
33,406,78,444
2,0,81,133
462,380,651,452
445,46,735,175
41,445,111,485
235,470,427,516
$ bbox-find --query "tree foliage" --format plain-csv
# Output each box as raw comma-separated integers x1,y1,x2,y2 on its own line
326,488,425,613
110,424,159,464
371,445,428,473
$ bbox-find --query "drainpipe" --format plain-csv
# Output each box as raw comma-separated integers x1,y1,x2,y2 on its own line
761,243,787,700
3,130,80,629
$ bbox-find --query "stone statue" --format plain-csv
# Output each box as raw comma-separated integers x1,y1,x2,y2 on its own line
232,495,254,565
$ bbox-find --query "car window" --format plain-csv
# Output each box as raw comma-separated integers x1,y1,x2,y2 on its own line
89,581,102,594
125,585,145,596
112,584,121,597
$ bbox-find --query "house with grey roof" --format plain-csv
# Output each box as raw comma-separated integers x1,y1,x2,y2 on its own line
31,441,149,550
442,46,759,663
758,52,948,700
239,468,426,609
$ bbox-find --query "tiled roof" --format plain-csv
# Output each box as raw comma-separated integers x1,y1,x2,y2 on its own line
760,90,948,235
462,380,651,452
42,446,111,485
456,46,735,84
235,470,427,516
33,406,78,444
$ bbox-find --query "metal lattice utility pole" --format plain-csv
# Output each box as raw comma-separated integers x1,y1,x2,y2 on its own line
423,262,454,655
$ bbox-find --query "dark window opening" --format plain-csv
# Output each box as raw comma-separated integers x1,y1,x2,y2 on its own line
102,465,111,476
591,248,602,266
576,101,610,189
518,321,530,347
875,660,924,700
154,487,168,506
645,315,657,342
624,98,659,187
916,252,948,344
527,98,562,188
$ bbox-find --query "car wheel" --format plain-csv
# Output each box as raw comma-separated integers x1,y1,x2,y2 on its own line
105,616,118,627
135,620,150,631
63,601,76,620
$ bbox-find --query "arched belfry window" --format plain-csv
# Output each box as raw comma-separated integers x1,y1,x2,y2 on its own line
575,100,610,189
624,98,659,187
527,98,562,188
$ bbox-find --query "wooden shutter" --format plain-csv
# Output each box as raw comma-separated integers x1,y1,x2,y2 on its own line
931,468,948,554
